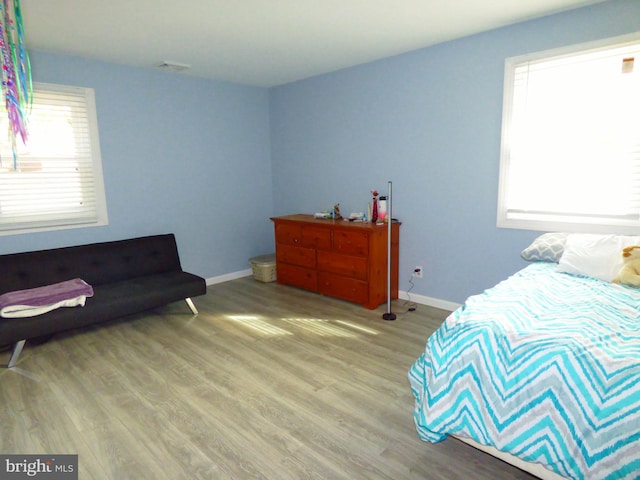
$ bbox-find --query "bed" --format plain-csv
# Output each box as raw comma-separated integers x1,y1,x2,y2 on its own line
408,233,640,480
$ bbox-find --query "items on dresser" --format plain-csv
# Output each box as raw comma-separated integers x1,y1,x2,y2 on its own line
270,214,400,309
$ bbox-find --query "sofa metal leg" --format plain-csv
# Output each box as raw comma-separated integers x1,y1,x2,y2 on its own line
185,297,198,315
6,340,26,368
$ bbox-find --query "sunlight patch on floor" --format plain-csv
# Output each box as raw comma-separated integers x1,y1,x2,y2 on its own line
334,320,379,335
225,315,293,336
224,314,379,338
279,317,359,337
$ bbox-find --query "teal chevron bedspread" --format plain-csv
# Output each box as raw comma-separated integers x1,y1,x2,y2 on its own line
408,262,640,479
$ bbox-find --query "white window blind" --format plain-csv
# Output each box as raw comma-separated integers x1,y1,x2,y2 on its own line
497,33,640,233
0,83,108,235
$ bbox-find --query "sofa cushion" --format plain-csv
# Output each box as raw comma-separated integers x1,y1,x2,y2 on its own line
0,271,206,345
0,234,184,293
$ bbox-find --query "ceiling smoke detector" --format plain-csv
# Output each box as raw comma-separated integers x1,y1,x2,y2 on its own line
155,61,191,73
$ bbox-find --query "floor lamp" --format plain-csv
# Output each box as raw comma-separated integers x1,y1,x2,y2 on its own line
382,180,396,321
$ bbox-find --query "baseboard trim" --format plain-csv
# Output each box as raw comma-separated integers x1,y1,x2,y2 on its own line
398,290,461,313
206,269,462,312
206,269,252,285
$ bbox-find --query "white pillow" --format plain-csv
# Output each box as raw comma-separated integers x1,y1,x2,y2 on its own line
557,234,640,282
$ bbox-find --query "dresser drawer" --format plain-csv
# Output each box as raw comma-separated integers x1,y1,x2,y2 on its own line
318,272,368,305
275,223,303,246
276,244,316,268
317,251,367,281
302,226,331,250
277,263,318,291
332,230,368,256
272,214,400,310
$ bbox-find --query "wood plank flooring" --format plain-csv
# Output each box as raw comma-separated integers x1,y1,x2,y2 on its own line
0,278,535,479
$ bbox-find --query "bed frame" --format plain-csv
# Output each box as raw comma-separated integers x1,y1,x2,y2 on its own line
455,434,566,479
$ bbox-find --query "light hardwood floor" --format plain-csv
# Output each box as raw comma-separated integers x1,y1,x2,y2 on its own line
0,278,535,480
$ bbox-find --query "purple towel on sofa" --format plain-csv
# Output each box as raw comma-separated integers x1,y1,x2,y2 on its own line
0,278,94,318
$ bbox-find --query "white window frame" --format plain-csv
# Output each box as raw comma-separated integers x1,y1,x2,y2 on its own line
0,82,108,236
497,32,640,234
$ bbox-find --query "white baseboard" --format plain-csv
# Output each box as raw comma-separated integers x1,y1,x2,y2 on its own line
206,269,462,313
398,290,461,313
206,269,252,285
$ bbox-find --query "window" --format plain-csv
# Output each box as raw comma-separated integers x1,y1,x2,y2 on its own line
0,82,108,235
497,33,640,234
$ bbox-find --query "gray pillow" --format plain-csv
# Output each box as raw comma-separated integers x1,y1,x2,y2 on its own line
521,232,569,262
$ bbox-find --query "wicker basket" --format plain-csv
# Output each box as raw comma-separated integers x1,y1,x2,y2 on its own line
248,254,277,282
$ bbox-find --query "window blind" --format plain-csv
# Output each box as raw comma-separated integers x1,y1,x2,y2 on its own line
498,34,640,232
0,83,107,233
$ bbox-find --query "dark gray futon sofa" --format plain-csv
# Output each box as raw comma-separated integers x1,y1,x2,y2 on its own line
0,234,206,367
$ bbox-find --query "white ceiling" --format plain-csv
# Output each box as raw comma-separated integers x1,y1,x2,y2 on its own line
22,0,605,88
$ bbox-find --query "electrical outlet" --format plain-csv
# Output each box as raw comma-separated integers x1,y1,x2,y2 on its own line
413,266,423,278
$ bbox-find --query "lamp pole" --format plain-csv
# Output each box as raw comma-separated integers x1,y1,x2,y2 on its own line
382,180,396,321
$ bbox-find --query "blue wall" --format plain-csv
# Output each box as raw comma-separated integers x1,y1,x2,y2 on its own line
1,0,638,305
269,0,640,304
0,53,274,279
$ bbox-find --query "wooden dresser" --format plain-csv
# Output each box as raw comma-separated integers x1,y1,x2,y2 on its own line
270,214,400,309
